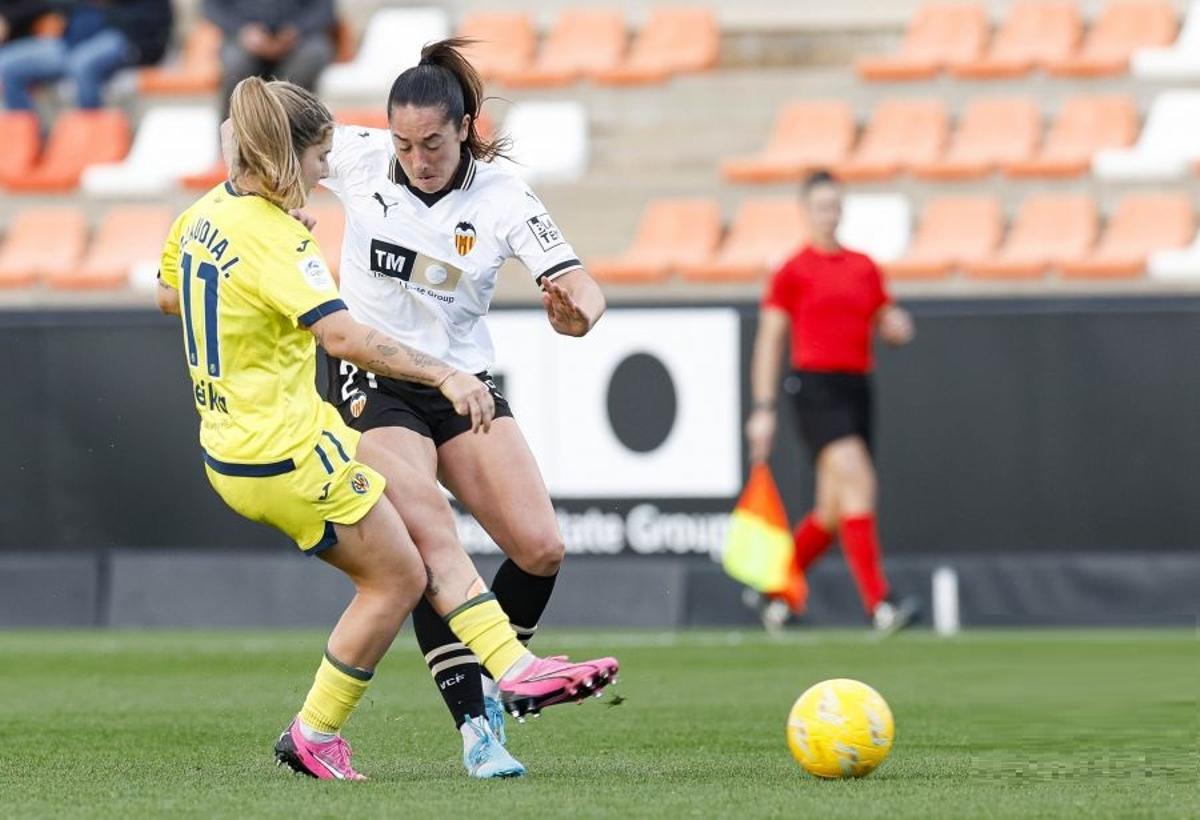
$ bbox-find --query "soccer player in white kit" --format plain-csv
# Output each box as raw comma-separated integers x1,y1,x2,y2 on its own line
318,40,609,777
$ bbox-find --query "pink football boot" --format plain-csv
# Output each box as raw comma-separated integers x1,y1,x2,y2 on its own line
274,718,366,781
499,654,620,719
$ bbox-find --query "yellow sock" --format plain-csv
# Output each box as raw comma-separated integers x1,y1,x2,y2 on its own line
297,650,373,734
445,593,529,680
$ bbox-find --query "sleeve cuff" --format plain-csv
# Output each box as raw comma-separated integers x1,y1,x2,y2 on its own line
535,258,583,284
298,298,347,327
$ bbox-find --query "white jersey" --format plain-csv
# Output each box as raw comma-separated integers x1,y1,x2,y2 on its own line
322,125,582,373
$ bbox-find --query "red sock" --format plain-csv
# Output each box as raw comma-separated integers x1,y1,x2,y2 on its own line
793,513,834,572
840,514,890,614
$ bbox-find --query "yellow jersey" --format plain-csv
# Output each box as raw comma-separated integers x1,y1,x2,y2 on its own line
159,182,347,468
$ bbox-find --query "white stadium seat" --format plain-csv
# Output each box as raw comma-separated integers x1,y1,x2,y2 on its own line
318,8,450,98
1148,230,1200,280
838,193,911,263
81,106,217,197
498,101,589,184
1132,1,1200,79
1092,91,1200,181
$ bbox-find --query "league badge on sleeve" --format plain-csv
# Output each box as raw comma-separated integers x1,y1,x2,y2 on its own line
526,213,565,252
297,256,335,291
454,221,476,256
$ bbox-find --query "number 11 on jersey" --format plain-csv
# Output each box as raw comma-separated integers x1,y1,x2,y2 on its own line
181,251,222,378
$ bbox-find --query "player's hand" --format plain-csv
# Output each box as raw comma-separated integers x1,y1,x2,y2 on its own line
438,371,495,434
745,407,777,464
542,279,590,337
288,208,317,231
879,306,915,347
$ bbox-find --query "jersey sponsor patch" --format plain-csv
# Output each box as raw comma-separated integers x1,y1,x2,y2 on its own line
526,213,565,252
297,256,334,291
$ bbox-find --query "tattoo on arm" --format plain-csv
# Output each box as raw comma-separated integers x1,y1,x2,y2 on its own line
375,343,399,357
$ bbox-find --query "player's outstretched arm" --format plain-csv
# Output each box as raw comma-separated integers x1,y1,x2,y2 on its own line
309,310,496,432
542,268,606,337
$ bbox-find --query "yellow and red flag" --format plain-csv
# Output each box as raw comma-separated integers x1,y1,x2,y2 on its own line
721,464,808,611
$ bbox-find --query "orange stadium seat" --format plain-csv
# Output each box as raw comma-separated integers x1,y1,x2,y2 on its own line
594,7,718,86
590,198,722,283
1047,0,1176,77
137,21,221,95
335,107,389,130
457,11,537,83
1061,193,1193,279
0,112,40,187
0,208,88,288
967,194,1097,279
887,196,1002,280
913,97,1040,180
856,3,988,81
835,99,948,182
505,8,626,88
953,0,1082,78
53,206,173,290
1006,95,1137,178
307,205,346,280
721,101,856,184
680,199,807,282
6,110,129,193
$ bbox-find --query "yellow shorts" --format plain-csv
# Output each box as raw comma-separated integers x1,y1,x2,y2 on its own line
204,415,386,554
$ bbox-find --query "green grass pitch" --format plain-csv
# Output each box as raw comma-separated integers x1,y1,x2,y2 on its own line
1,629,1196,818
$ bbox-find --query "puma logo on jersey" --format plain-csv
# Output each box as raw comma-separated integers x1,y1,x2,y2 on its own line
373,192,397,217
358,131,369,137
295,239,311,252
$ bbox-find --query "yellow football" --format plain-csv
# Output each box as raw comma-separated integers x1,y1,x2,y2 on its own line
786,678,894,778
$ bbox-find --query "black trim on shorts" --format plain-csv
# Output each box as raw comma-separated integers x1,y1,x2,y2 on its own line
304,521,339,556
786,370,874,460
203,452,296,477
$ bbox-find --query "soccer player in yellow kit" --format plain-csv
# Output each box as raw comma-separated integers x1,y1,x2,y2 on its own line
155,77,618,780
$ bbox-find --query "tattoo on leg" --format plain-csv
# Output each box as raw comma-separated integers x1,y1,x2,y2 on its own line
425,565,439,596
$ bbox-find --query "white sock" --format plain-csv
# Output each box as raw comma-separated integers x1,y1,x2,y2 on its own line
481,674,500,701
298,718,338,745
499,651,536,683
460,715,488,753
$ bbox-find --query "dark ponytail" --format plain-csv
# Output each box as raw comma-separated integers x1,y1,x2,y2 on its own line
387,38,510,162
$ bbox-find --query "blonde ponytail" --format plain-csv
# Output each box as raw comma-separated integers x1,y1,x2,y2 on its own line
229,76,306,211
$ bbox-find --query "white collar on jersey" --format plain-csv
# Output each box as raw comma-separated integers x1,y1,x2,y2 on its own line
388,149,477,207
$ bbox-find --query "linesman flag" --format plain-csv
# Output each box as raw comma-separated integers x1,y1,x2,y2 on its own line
721,464,807,609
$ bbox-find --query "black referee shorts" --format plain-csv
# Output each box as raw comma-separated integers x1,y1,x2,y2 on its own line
325,356,513,447
784,370,873,460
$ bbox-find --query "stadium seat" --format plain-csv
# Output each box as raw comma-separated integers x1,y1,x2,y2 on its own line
82,106,218,198
307,205,346,280
590,198,722,283
967,194,1097,279
835,99,948,182
1148,227,1200,280
5,110,129,192
499,101,588,183
0,207,87,288
912,97,1040,180
137,20,221,95
457,11,537,83
594,7,719,86
1133,0,1200,79
318,8,450,98
1061,193,1193,279
1006,95,1137,178
334,107,388,130
838,194,911,263
504,8,626,88
953,1,1081,78
856,3,988,81
1046,0,1176,77
679,198,807,282
721,101,856,184
53,206,173,290
1092,91,1200,181
887,196,1002,280
0,112,40,187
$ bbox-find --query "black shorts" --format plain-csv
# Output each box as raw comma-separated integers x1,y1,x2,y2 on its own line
325,356,513,447
784,370,873,459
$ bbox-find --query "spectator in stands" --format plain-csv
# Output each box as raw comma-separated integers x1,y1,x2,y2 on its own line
204,0,335,119
0,0,171,113
0,2,51,46
745,169,918,634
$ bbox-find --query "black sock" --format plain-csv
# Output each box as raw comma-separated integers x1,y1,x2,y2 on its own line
412,596,484,729
491,558,558,649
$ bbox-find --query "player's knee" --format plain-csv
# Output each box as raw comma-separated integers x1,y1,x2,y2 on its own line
515,531,564,576
363,548,425,604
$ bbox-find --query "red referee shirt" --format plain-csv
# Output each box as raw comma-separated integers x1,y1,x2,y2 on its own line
762,245,890,374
